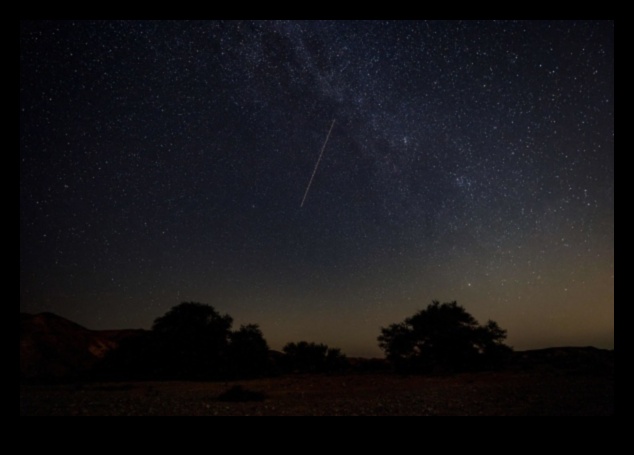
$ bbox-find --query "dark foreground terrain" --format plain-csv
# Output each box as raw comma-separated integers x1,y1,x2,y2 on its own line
20,369,613,416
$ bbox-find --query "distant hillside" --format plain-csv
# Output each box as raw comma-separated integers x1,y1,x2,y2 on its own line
20,312,143,380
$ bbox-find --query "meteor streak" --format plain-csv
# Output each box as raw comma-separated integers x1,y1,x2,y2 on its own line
300,119,335,208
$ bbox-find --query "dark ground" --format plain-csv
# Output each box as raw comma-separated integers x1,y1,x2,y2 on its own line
20,369,613,416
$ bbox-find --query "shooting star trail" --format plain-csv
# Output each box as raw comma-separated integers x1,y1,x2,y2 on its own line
300,119,336,208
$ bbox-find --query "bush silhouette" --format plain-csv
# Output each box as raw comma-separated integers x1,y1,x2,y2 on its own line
378,301,512,373
282,341,348,373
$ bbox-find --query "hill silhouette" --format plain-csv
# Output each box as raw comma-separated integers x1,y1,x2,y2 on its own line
20,312,143,380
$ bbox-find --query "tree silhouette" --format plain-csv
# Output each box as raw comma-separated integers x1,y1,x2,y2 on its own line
378,301,512,373
228,324,269,378
100,302,273,380
282,341,348,373
152,302,233,378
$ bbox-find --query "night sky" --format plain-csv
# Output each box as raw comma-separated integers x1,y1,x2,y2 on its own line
20,21,614,356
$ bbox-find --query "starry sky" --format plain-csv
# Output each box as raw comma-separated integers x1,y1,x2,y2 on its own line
20,20,614,356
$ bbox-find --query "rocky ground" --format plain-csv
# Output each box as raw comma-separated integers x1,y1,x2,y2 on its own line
20,369,614,416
